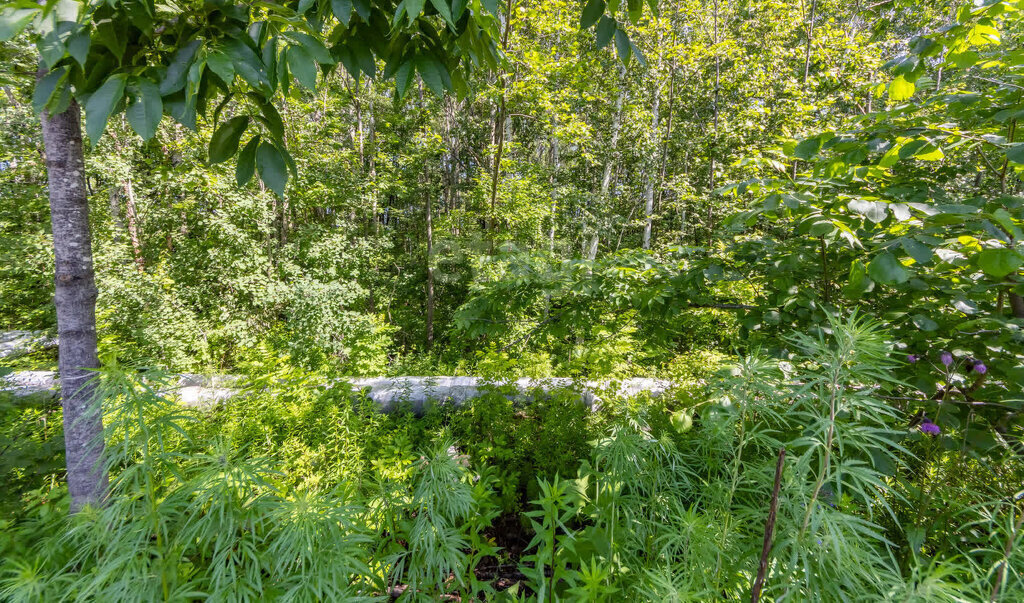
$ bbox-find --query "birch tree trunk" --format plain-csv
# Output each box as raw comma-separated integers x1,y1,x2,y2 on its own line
589,67,627,260
643,83,661,250
424,166,435,350
39,91,108,512
124,177,144,272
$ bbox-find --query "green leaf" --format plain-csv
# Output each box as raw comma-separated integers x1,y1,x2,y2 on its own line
67,31,90,67
977,248,1023,278
627,0,643,24
257,101,285,142
32,67,67,114
901,238,933,264
225,39,272,94
879,144,901,168
581,0,605,29
595,17,616,49
206,51,236,84
416,55,450,96
352,43,376,78
911,314,939,332
480,0,499,14
429,0,455,27
794,137,822,160
287,32,334,64
848,199,887,223
353,0,372,20
1006,143,1024,165
452,0,468,19
37,31,65,69
808,221,834,236
395,60,415,98
614,28,631,63
332,0,353,26
286,46,317,89
0,7,37,42
236,135,260,186
947,50,978,68
915,144,944,161
843,260,871,298
84,74,127,146
405,0,427,24
889,75,915,101
160,40,202,96
126,79,163,141
209,115,250,164
868,252,910,285
165,91,197,130
256,142,288,197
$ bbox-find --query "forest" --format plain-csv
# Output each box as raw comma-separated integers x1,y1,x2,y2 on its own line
1,0,1023,600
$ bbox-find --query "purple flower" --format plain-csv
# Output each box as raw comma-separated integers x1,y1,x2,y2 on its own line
974,362,987,374
940,351,953,367
907,354,918,364
919,421,941,436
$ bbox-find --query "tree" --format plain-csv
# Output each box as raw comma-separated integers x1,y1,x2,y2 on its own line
1,0,505,511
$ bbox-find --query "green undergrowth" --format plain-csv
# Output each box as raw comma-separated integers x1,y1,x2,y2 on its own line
2,317,1023,601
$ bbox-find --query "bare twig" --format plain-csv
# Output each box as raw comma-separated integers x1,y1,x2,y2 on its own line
751,447,787,602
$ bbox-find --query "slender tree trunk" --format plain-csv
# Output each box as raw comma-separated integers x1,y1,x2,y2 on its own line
802,0,819,85
708,0,722,246
643,82,662,250
39,90,108,512
488,0,516,253
424,166,435,350
549,134,559,253
590,67,627,260
658,56,677,239
124,177,144,272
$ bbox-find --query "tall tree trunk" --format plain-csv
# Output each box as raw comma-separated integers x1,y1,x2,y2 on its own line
643,81,662,250
802,0,819,85
589,67,627,260
39,92,108,512
424,167,435,350
124,177,145,272
708,0,722,246
549,134,559,253
488,0,516,253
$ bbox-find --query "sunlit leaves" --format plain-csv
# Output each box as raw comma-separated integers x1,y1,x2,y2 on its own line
888,75,915,101
0,6,37,42
976,247,1023,278
1006,143,1024,165
867,252,910,285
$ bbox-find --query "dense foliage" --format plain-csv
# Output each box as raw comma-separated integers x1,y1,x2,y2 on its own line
2,0,1024,600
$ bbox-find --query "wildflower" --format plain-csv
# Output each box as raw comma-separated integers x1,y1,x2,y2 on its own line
973,362,987,374
907,354,918,363
940,351,953,367
919,421,940,436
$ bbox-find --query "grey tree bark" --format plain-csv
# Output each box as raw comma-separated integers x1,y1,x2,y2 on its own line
39,91,108,512
643,82,662,250
124,177,144,272
588,67,627,260
425,166,435,350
